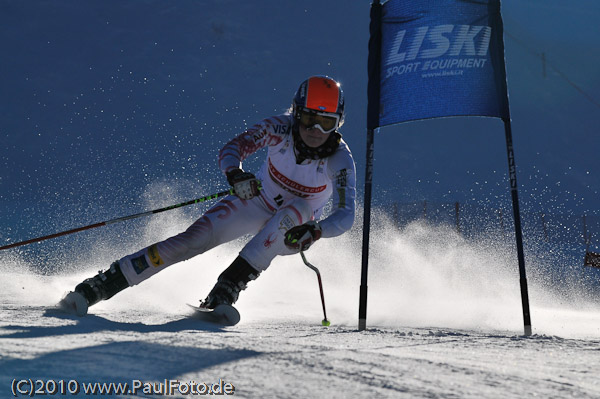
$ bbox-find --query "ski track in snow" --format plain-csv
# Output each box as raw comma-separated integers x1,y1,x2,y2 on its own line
2,218,600,398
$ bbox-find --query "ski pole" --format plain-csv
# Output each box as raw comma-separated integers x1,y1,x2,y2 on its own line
300,251,330,326
0,188,234,251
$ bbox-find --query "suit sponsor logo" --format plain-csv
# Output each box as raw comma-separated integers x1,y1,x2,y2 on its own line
268,159,327,198
253,130,267,142
273,124,289,135
335,169,349,187
273,194,284,207
148,244,164,267
263,232,277,248
131,255,150,275
279,215,295,234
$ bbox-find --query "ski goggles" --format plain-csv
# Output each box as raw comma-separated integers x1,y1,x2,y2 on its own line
297,108,340,134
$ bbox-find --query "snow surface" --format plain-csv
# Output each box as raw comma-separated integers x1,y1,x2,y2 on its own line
2,211,599,398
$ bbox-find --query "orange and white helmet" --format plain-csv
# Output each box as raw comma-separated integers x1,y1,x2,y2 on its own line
292,76,345,134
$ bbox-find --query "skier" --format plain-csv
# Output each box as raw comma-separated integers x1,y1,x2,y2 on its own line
63,75,356,317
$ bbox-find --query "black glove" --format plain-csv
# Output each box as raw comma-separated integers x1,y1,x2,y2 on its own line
226,168,261,200
284,221,322,251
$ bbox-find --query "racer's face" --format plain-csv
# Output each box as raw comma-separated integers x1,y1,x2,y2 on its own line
298,124,329,148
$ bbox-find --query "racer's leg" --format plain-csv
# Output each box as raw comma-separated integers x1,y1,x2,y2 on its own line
201,198,314,308
239,199,314,271
119,195,272,285
71,196,273,309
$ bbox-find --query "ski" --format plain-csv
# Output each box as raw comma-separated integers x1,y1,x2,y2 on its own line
54,292,240,326
187,303,240,326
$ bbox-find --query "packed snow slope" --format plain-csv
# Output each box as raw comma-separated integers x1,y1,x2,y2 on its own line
1,211,600,397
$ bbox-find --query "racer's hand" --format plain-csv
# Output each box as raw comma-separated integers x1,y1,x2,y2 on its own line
284,221,322,251
226,168,261,200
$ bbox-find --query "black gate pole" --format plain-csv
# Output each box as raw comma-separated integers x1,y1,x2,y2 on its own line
360,0,382,331
359,128,375,331
503,117,532,336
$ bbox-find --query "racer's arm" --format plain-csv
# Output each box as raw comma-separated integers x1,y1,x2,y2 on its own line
318,144,356,238
218,114,289,174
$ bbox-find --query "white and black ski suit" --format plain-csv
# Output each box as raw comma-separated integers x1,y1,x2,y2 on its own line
119,114,356,286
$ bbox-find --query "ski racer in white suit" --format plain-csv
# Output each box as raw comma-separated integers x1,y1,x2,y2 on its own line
66,76,356,315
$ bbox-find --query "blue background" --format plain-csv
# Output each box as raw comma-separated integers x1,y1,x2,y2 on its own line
1,0,599,266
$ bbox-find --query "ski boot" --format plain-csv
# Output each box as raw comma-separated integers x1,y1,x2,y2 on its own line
60,261,129,316
200,256,260,309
